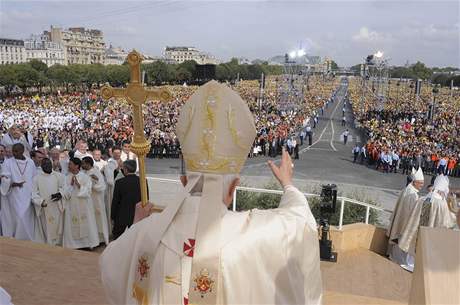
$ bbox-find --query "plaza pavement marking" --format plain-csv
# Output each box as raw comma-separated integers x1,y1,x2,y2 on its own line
245,84,347,169
300,85,345,154
307,147,336,152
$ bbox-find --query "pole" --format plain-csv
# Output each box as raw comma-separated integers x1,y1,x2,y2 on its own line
232,189,237,212
339,198,345,230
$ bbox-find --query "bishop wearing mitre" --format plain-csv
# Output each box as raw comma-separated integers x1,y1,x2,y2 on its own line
100,80,322,305
386,167,424,270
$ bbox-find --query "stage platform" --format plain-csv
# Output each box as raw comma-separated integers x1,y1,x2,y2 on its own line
0,236,411,305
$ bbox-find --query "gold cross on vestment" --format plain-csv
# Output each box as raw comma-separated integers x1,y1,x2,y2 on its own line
101,50,171,207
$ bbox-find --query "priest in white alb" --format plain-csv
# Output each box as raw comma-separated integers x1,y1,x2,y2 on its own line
0,143,36,240
104,146,123,228
82,156,109,245
31,158,65,245
61,157,100,249
386,167,424,270
100,81,322,305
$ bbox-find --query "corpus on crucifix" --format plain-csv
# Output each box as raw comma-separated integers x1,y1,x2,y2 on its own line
100,50,171,207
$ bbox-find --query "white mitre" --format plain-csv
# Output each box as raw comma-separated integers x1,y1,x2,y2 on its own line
410,167,417,179
413,167,424,181
176,80,256,174
433,174,449,195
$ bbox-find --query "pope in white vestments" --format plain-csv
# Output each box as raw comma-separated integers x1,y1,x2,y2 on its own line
82,156,109,245
0,143,36,240
31,158,65,246
386,167,424,270
62,157,100,249
100,81,322,305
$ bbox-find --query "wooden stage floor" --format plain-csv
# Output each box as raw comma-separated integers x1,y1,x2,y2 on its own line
0,237,411,305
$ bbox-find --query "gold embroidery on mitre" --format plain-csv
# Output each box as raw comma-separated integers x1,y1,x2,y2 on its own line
227,104,245,149
181,105,195,141
179,81,255,174
184,155,243,174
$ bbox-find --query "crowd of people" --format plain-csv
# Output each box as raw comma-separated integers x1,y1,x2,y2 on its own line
348,78,460,178
0,76,339,247
0,76,336,161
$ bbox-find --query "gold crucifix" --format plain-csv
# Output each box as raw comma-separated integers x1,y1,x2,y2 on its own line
101,50,171,207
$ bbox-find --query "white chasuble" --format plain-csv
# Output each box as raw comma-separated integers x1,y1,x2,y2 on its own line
31,171,65,245
100,185,322,305
0,157,36,240
62,171,100,249
387,183,420,244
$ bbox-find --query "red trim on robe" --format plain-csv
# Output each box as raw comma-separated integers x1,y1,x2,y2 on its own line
183,239,195,257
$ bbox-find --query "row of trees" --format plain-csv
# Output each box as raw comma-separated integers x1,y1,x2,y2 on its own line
350,61,460,87
0,58,284,94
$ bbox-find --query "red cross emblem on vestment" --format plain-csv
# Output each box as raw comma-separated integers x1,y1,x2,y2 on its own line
183,239,195,257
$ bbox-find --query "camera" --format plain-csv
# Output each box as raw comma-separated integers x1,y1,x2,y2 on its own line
318,184,338,262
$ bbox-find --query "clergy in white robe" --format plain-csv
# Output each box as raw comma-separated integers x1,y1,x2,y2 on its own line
31,158,65,246
399,175,457,271
82,156,109,245
62,157,100,249
103,147,123,228
0,126,33,157
0,143,36,240
386,167,424,269
100,81,322,305
92,149,107,172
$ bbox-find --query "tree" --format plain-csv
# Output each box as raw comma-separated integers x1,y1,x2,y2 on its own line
29,59,48,73
175,67,192,83
13,64,41,93
0,65,18,95
178,60,196,80
86,64,107,87
47,64,77,92
330,60,339,70
106,65,129,86
410,61,432,80
143,61,175,85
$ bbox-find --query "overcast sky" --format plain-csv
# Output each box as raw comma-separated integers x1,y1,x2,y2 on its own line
0,0,458,67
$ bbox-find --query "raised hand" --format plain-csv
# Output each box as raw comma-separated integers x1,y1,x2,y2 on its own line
267,148,294,188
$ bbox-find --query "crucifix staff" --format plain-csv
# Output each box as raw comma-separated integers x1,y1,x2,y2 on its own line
101,50,171,207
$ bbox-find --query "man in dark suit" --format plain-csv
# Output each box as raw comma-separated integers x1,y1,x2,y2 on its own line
111,160,147,240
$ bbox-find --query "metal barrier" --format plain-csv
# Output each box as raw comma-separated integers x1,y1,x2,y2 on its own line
147,177,393,230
